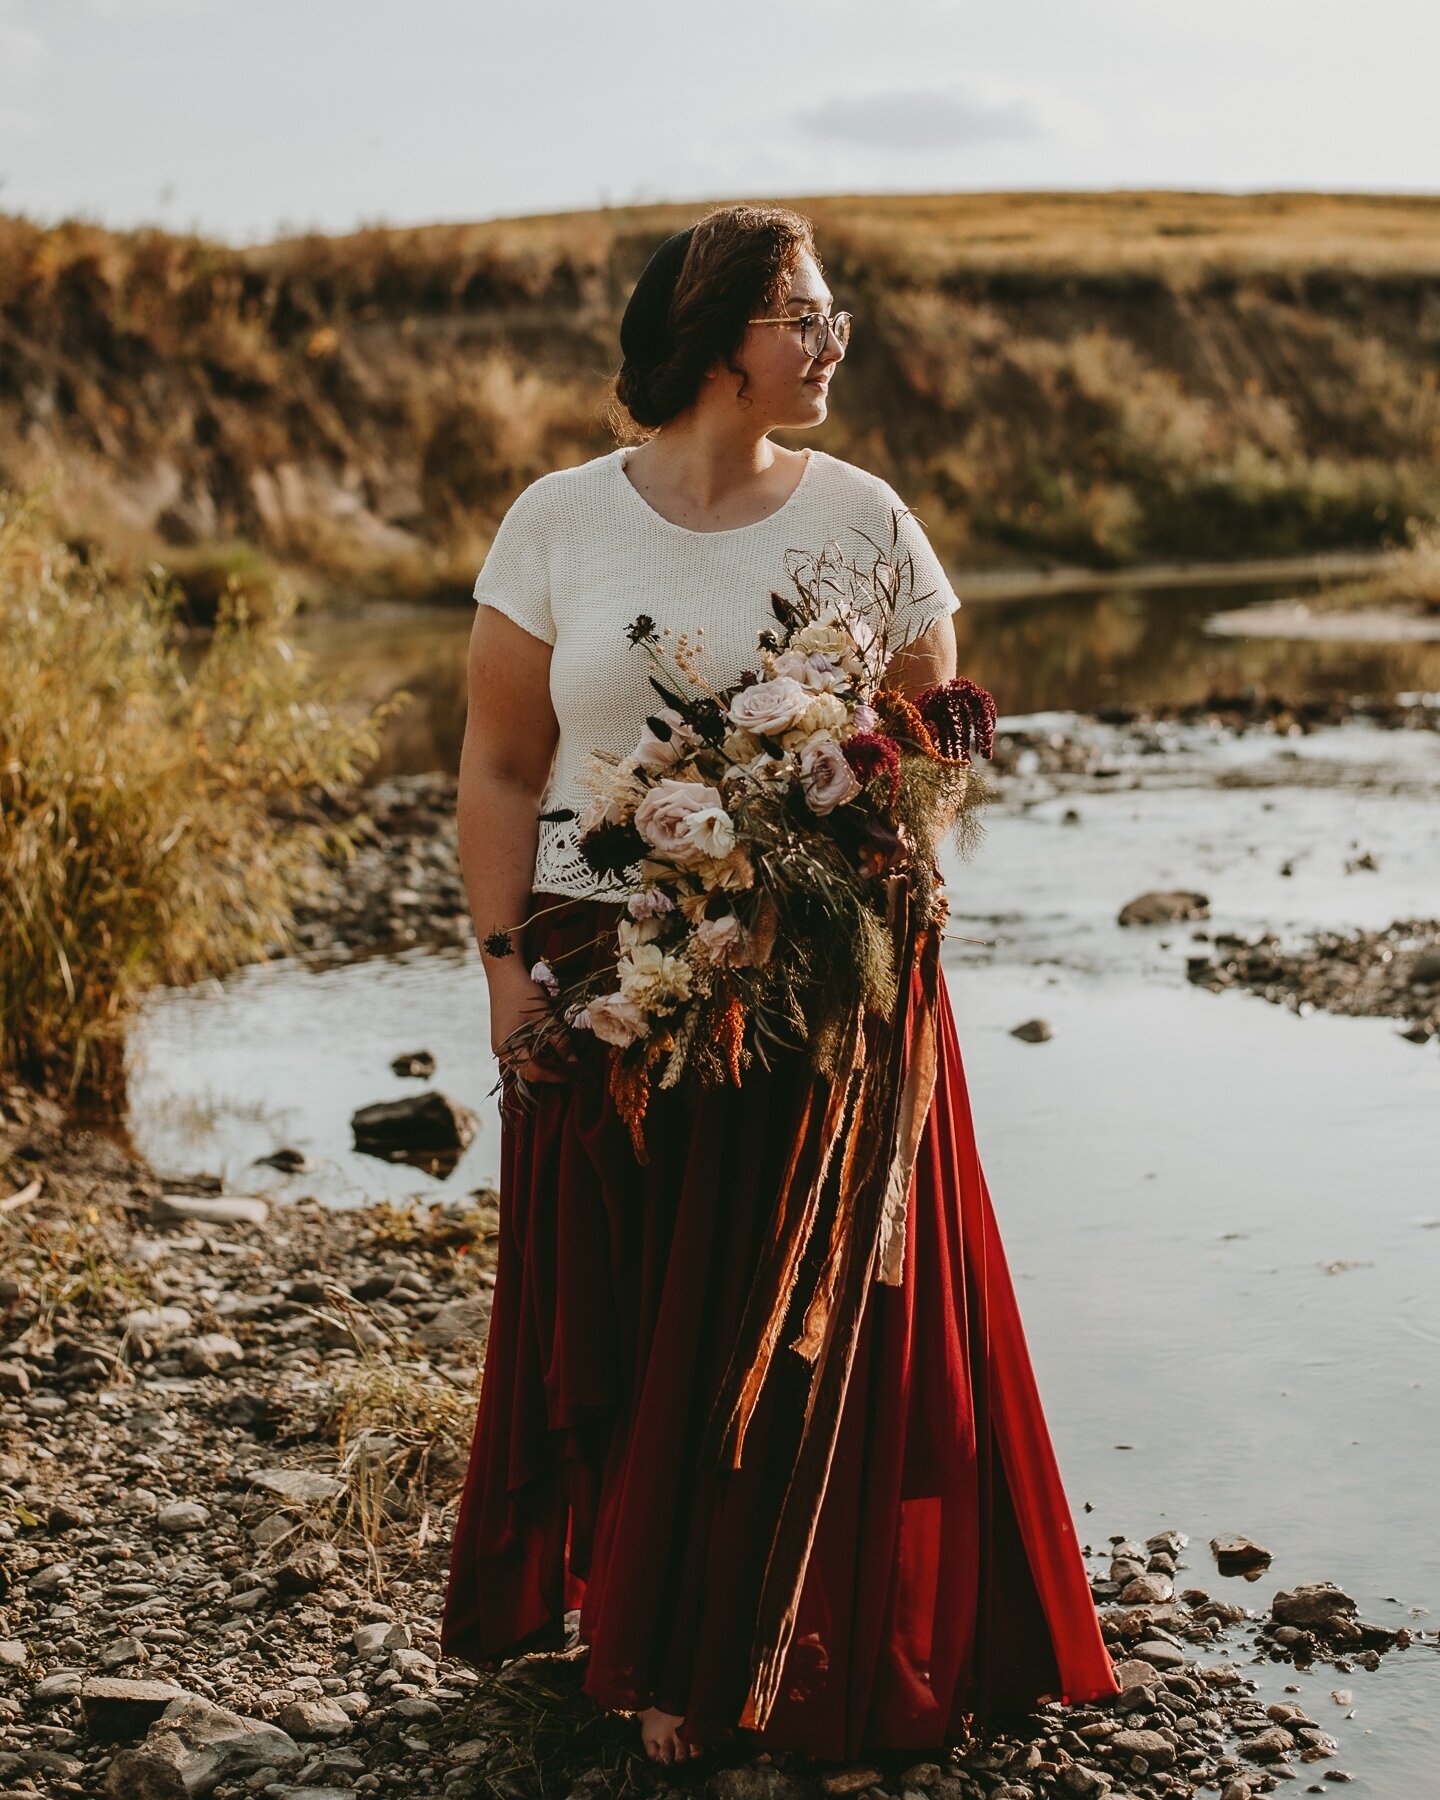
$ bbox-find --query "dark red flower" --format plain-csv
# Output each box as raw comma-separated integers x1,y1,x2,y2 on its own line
915,677,997,763
842,731,903,807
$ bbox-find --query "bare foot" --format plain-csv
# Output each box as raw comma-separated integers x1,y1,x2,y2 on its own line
638,1704,703,1763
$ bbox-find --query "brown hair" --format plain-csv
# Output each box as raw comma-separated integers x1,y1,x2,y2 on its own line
607,203,819,437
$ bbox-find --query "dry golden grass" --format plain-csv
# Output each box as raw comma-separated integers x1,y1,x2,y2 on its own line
0,487,407,1102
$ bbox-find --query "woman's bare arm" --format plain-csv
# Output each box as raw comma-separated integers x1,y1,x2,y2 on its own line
883,614,957,697
456,606,577,1079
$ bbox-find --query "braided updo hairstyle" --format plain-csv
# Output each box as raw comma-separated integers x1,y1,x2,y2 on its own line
607,203,820,436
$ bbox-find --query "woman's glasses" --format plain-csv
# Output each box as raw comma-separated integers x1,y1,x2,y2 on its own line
746,309,852,360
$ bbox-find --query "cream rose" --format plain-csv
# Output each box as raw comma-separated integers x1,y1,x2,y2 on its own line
633,778,728,867
770,648,849,693
779,690,850,751
726,675,811,737
584,991,651,1047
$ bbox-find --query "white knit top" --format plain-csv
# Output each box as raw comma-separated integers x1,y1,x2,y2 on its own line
473,444,962,900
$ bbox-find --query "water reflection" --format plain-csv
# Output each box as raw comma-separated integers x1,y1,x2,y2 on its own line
287,578,1440,782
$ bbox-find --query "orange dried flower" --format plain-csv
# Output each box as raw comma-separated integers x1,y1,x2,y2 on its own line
716,992,746,1086
608,1052,652,1164
875,687,938,756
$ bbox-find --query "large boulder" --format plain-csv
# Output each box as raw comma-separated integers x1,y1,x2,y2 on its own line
79,1676,189,1743
103,1695,301,1796
350,1091,477,1158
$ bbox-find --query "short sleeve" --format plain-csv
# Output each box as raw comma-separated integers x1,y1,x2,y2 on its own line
472,479,556,646
872,482,961,638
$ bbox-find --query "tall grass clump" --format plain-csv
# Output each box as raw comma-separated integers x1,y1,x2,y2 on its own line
0,488,404,1104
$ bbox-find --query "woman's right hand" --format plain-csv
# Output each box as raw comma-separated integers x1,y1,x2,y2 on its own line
489,972,583,1084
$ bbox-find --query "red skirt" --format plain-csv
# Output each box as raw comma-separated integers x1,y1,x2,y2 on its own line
440,891,1119,1758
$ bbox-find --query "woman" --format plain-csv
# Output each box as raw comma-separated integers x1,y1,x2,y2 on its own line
440,204,1119,1768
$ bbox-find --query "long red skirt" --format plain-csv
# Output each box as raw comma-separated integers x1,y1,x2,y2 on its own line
440,891,1119,1758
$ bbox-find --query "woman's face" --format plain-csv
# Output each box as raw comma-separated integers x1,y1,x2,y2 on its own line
728,248,846,429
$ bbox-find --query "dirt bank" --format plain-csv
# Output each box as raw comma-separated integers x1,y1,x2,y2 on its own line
6,192,1440,601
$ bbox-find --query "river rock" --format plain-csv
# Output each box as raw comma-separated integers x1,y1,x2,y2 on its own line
390,1050,436,1078
354,1621,410,1656
1410,949,1440,985
275,1540,342,1592
1272,1582,1357,1628
80,1676,190,1742
1010,1017,1054,1042
1241,1726,1297,1761
124,1305,194,1348
1117,889,1210,927
413,1289,493,1350
33,1668,85,1703
1111,1657,1162,1689
1118,1572,1174,1605
350,1091,477,1156
105,1695,302,1796
256,1146,310,1172
249,1468,346,1506
1211,1532,1272,1571
275,1696,352,1740
1110,1728,1175,1765
0,1360,31,1396
179,1333,245,1374
150,1193,270,1228
156,1499,210,1533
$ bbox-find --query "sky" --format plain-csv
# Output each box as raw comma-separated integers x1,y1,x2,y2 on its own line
1,0,1437,244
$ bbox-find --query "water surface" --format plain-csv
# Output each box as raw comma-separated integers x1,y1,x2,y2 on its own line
129,582,1440,1791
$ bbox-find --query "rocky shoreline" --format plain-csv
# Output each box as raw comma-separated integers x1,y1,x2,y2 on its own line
1186,918,1440,1042
2,1082,1433,1799
281,690,1440,1051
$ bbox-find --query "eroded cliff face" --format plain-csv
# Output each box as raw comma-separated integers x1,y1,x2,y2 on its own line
4,192,1439,597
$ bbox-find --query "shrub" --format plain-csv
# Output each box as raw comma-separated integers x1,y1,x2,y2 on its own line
0,488,406,1104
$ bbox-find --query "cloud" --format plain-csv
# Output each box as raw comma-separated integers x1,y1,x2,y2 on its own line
798,82,1050,153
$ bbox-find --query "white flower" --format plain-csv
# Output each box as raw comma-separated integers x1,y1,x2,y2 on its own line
726,675,812,737
797,738,862,814
634,779,729,868
585,991,650,1046
681,805,736,860
852,701,879,734
529,959,560,995
617,942,694,1009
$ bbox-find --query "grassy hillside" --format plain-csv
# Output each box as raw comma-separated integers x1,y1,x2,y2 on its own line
4,190,1440,601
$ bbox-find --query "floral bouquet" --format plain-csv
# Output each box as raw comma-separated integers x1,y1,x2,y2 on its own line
484,520,997,1156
